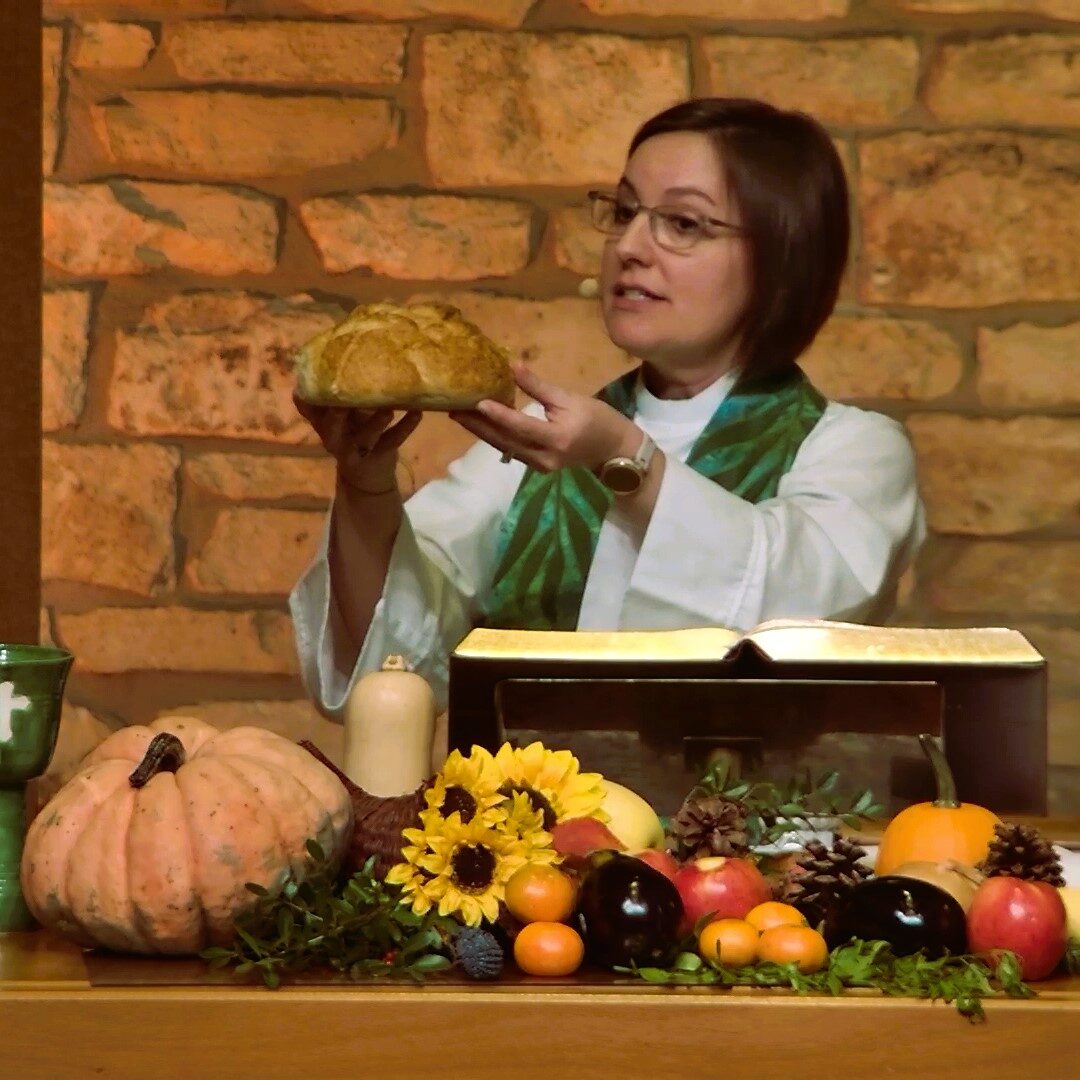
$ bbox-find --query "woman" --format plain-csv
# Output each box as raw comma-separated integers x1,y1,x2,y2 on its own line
290,98,925,713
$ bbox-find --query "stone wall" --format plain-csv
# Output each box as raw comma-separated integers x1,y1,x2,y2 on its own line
40,0,1079,810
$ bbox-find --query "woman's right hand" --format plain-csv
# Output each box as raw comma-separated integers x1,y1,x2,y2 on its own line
293,395,422,495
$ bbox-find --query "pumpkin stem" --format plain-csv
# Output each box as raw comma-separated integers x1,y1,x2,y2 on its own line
129,733,186,788
381,655,409,671
919,733,960,809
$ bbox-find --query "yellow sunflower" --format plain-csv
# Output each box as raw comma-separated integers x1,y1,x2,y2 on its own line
499,789,559,865
423,745,504,827
389,808,529,926
493,741,607,828
385,818,443,915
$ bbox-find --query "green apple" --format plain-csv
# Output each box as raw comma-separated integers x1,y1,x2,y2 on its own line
1059,886,1080,944
598,779,665,851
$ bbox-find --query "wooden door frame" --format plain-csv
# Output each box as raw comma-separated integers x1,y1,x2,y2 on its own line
0,4,42,643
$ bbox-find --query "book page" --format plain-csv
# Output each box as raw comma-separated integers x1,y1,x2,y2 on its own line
453,626,741,662
743,620,1044,664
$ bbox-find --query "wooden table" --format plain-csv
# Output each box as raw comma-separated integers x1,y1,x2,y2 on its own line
2,929,1077,1080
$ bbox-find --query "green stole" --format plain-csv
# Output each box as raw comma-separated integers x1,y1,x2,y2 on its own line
483,366,827,631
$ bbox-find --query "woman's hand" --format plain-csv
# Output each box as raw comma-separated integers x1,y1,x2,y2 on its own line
293,395,422,494
450,362,642,472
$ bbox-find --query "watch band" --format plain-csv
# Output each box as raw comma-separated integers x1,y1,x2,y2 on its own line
633,431,657,472
597,431,656,496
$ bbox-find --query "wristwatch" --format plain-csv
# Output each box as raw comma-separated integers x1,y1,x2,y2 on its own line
597,431,657,496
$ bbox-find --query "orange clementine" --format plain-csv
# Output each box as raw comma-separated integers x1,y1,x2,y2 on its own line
745,901,808,933
698,918,760,968
513,921,585,977
504,864,576,924
756,925,829,973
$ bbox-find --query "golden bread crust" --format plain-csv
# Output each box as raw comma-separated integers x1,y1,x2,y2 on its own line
294,302,515,410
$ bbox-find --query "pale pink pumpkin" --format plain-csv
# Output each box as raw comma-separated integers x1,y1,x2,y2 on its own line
20,717,352,954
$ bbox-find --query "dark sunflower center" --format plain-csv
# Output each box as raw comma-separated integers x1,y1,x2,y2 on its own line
500,782,557,831
441,784,478,824
450,843,497,894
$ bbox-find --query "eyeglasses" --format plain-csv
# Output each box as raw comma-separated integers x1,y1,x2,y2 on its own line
588,190,748,253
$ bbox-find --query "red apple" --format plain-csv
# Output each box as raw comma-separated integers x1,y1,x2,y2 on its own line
967,876,1068,981
551,817,625,858
632,848,679,883
673,856,772,929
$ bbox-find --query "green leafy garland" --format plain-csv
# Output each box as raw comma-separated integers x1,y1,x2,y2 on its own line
201,836,1067,1019
1067,940,1080,976
618,939,1035,1022
204,839,1044,1022
688,759,884,847
202,841,459,988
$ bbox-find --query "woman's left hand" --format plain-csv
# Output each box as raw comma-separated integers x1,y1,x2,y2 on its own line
450,362,642,473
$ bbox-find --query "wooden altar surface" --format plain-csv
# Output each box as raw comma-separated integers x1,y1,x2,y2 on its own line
2,926,1078,1080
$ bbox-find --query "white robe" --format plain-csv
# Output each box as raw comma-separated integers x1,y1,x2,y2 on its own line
290,371,926,713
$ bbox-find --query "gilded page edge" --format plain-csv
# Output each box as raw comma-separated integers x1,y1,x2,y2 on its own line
453,624,1045,666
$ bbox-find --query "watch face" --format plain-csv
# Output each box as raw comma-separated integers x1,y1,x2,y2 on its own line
601,460,643,495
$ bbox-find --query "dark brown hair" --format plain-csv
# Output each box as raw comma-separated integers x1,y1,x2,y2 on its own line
629,98,850,381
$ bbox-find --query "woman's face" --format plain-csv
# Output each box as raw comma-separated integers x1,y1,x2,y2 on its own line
599,130,751,391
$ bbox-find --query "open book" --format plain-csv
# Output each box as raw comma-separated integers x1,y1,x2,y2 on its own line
453,619,1044,665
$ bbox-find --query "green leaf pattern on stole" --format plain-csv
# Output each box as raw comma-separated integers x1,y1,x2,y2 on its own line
484,368,825,630
687,375,827,503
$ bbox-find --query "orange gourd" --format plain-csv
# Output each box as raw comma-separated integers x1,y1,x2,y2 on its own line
20,717,352,954
875,734,1000,876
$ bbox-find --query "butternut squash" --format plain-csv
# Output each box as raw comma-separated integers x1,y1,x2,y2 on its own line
343,656,436,797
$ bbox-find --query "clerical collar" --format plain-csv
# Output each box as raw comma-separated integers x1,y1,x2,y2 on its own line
633,367,737,423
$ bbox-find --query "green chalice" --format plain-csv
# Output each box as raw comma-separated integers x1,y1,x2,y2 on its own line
0,644,73,932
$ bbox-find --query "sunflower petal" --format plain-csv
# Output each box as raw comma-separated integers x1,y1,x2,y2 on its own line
385,863,413,885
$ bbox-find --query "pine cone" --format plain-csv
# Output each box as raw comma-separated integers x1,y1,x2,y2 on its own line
978,822,1064,886
781,837,872,923
454,927,505,980
668,794,749,860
